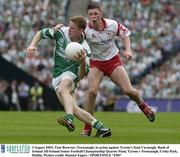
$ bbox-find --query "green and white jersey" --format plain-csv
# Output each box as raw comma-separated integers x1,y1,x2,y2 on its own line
40,26,91,78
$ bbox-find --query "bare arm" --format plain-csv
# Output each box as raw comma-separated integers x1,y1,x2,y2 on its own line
26,31,41,58
123,36,133,60
123,36,131,51
78,57,87,79
77,51,87,79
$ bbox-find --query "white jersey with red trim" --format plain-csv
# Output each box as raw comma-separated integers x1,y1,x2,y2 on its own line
85,18,131,61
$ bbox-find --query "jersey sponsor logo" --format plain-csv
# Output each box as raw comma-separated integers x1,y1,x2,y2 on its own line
56,49,71,62
91,31,113,45
57,38,65,47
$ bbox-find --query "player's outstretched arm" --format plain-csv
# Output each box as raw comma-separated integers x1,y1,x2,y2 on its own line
123,36,133,61
26,31,41,58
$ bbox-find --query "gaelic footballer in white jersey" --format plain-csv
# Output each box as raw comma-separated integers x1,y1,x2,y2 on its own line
85,18,131,61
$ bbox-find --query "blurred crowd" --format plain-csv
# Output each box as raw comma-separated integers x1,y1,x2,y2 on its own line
0,78,44,111
138,53,180,98
0,0,179,111
0,0,69,85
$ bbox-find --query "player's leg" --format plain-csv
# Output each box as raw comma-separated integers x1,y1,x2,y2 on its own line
81,67,104,136
110,66,155,122
73,101,111,137
85,67,103,114
56,79,74,114
52,72,77,132
56,79,76,131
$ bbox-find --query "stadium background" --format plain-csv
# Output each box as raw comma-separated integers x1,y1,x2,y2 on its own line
0,0,180,112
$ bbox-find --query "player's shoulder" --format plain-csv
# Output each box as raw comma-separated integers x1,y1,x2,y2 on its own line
81,38,89,48
40,28,55,39
104,18,118,27
56,26,68,34
81,38,91,55
86,20,91,29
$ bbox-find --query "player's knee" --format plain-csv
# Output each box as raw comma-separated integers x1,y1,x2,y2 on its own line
57,87,64,96
122,87,133,95
88,87,98,96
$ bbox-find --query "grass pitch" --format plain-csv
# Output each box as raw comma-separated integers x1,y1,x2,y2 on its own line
0,111,179,144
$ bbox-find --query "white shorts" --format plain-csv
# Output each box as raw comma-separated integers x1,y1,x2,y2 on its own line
52,71,77,91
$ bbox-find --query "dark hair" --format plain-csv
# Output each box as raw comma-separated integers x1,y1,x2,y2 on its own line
87,1,101,10
70,15,87,30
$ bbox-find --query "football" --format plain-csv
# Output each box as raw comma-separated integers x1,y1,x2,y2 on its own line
65,42,83,61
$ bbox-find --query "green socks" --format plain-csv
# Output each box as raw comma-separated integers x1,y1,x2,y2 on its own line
63,115,105,131
93,121,104,130
64,114,74,123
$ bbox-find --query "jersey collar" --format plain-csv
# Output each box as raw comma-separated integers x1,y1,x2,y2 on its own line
78,34,84,44
70,34,84,44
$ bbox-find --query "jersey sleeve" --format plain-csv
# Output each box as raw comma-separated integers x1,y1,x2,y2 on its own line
40,28,55,39
117,22,131,39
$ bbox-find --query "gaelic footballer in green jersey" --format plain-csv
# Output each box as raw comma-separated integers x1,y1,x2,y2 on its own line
40,27,91,90
26,15,111,137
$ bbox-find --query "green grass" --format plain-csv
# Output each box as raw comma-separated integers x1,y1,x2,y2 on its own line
0,111,180,144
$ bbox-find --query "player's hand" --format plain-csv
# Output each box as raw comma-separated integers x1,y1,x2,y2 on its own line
124,50,133,61
26,46,38,58
52,24,64,31
74,50,86,61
